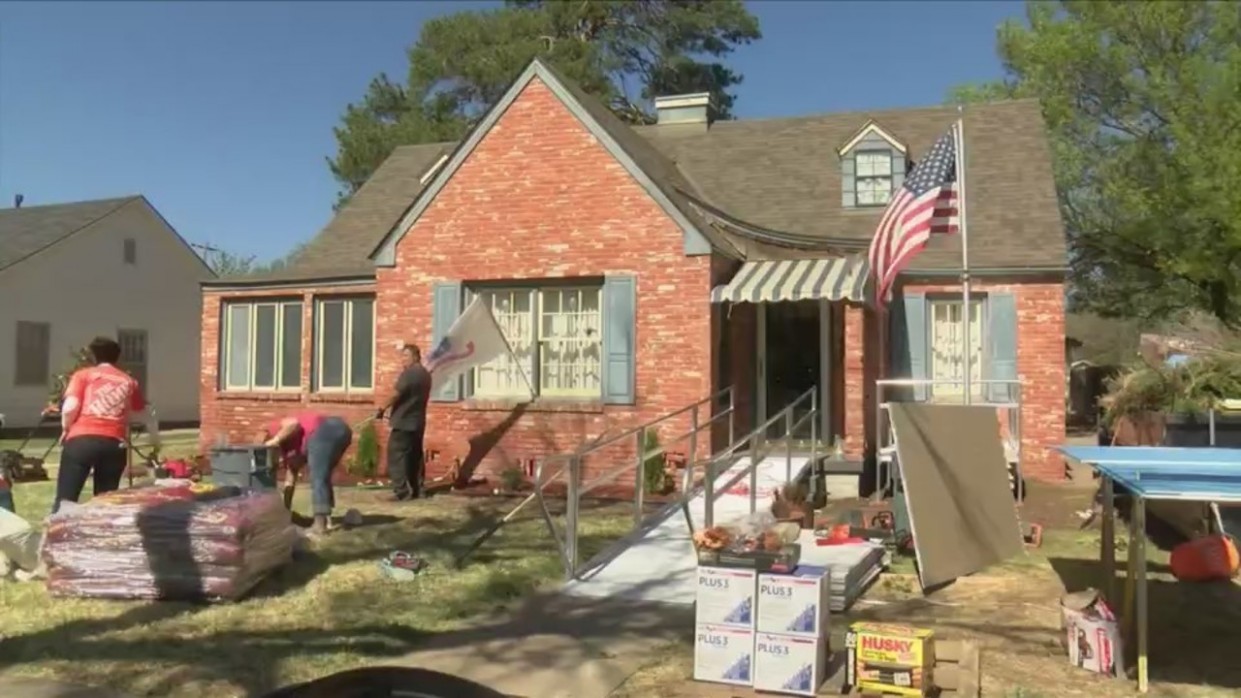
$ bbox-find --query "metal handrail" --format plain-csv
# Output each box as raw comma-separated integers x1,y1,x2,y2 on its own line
698,386,818,530
566,386,819,580
531,387,736,578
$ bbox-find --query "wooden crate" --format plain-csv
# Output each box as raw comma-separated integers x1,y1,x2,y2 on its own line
849,639,980,698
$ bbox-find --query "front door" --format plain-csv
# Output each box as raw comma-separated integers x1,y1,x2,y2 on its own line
763,301,821,440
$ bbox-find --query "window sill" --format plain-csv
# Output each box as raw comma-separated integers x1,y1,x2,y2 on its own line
309,392,375,405
215,391,302,402
461,397,606,414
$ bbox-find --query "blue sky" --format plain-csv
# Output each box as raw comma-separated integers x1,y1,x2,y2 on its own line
0,1,1023,263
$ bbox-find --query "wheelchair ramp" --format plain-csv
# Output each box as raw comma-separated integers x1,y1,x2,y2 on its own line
561,456,809,606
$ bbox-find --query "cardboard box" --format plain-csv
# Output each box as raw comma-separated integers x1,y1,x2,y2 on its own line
1061,589,1125,677
693,623,755,686
757,565,830,638
753,632,830,696
695,566,757,628
844,622,935,697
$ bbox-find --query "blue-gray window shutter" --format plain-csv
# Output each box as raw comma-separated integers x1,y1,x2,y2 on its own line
431,281,462,402
602,275,636,404
986,292,1018,403
841,156,857,208
900,293,928,401
891,153,906,192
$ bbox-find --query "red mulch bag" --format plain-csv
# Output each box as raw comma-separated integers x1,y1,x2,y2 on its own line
42,483,296,602
1170,534,1240,582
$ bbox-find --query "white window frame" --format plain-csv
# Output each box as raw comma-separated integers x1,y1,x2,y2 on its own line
927,297,985,402
466,284,604,400
222,300,302,392
855,150,894,207
313,297,375,393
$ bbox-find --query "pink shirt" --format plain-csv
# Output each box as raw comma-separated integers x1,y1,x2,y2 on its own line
268,412,324,460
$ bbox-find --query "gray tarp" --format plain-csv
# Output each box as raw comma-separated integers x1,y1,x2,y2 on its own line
889,402,1026,589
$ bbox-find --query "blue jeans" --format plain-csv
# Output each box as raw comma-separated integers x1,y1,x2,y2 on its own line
307,417,352,516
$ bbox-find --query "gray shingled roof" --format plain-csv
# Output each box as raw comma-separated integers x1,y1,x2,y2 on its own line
229,68,1063,284
0,196,141,271
639,99,1066,271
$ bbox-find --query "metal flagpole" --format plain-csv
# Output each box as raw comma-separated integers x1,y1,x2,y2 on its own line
956,109,972,404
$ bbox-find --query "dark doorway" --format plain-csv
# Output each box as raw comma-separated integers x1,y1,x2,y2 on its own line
764,301,821,441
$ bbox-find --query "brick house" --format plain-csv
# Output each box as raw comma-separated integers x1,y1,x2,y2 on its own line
199,58,1067,485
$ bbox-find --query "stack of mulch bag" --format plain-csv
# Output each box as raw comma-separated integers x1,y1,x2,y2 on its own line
42,482,297,601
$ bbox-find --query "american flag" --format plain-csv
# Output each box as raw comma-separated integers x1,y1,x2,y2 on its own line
867,123,961,305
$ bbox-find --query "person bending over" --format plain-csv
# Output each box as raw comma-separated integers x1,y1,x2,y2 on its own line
53,337,161,513
262,412,352,536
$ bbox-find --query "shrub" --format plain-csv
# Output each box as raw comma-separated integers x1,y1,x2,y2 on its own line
350,421,380,479
498,466,526,492
641,429,667,495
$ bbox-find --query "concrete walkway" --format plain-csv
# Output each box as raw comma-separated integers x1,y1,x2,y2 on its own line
396,591,693,698
0,676,130,698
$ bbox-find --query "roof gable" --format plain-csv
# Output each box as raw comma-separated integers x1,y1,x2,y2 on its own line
836,120,907,155
369,57,716,266
0,196,139,272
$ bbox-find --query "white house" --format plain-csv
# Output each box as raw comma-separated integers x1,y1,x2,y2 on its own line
0,196,213,429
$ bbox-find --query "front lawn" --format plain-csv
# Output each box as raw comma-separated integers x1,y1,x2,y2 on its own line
0,481,632,697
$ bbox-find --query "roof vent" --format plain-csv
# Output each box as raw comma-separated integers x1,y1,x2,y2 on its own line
654,93,716,127
13,194,23,209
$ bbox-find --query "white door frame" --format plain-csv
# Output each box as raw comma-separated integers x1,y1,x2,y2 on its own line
756,301,833,442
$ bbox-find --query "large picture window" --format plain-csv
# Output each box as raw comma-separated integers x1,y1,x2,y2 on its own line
222,301,302,391
315,297,374,392
468,285,602,399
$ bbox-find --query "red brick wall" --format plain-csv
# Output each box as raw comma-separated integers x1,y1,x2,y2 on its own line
870,279,1067,481
372,76,716,486
843,304,870,458
199,284,379,483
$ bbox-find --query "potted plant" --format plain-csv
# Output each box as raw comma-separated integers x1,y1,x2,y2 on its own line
771,482,813,529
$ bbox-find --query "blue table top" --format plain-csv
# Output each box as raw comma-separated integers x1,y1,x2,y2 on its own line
1057,445,1241,502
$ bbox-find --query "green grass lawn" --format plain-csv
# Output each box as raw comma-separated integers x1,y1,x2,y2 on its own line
0,429,201,466
0,480,634,697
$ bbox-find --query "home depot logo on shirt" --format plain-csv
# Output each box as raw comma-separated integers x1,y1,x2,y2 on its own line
65,364,146,441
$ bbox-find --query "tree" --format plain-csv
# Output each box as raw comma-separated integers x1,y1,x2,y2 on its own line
200,242,308,277
950,1,1241,326
328,1,760,207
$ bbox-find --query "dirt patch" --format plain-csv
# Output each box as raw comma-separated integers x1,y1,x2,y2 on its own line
613,484,1241,698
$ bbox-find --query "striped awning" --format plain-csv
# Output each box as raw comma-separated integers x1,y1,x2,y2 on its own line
711,256,870,304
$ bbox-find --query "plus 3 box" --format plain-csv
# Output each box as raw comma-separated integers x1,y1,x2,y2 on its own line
693,623,755,686
695,566,757,628
753,631,830,696
756,565,830,637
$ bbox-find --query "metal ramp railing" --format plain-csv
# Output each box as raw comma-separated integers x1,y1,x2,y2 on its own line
454,387,735,570
541,385,820,582
875,378,1024,499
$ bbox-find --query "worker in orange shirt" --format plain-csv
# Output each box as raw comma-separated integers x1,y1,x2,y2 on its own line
52,337,161,513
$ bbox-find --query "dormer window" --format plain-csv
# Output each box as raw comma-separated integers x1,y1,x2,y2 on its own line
855,151,894,206
838,121,908,209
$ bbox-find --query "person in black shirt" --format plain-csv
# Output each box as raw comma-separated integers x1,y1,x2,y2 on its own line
377,343,432,500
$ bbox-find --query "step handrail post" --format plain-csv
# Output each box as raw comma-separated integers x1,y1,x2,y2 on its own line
634,426,647,529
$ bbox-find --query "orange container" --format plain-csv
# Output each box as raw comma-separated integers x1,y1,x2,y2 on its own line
1170,535,1240,582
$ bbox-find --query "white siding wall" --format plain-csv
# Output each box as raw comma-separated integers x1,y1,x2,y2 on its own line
0,200,209,428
